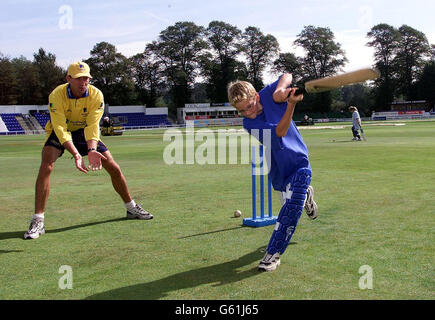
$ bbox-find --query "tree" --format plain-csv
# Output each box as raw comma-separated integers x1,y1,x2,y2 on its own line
295,26,347,79
416,62,435,110
272,52,302,81
201,21,246,103
206,21,241,64
239,26,279,90
0,54,17,104
84,42,135,105
11,56,41,105
393,25,431,100
130,49,164,107
147,21,207,113
338,84,375,115
294,25,347,113
367,24,401,110
32,48,65,104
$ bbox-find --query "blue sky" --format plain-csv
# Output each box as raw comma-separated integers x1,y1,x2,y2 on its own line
1,0,434,82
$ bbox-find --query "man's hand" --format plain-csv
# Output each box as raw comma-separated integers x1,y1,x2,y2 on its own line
87,150,108,171
73,154,88,173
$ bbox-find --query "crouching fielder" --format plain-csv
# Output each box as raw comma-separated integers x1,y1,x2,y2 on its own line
228,74,318,272
24,61,153,240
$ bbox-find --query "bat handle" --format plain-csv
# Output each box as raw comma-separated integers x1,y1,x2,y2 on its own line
287,87,306,98
294,88,306,96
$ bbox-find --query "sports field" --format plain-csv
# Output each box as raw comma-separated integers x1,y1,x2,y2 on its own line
0,120,434,300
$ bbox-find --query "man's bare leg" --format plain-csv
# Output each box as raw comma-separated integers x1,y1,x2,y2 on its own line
101,150,132,203
101,150,153,220
25,146,61,239
34,146,61,214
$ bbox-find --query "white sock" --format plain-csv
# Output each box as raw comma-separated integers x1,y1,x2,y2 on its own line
33,213,44,220
125,200,136,210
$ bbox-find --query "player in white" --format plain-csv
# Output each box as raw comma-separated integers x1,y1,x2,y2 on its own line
349,106,362,141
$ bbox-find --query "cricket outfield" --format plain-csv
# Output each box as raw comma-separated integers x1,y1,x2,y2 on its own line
0,120,433,300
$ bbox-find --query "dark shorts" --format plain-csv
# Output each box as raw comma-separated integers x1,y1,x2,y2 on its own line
44,128,108,157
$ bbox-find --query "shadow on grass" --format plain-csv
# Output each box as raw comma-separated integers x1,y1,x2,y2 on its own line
178,226,244,239
86,246,266,300
329,140,355,143
0,217,126,241
0,250,23,255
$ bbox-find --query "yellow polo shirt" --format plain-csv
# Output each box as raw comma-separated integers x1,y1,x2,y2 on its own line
45,83,105,145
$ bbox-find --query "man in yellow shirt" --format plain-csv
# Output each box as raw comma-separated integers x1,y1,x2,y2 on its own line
24,61,153,240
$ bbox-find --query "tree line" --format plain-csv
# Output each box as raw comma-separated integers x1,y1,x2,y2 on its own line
1,21,434,117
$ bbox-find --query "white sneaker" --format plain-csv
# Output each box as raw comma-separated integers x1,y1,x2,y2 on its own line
305,186,318,220
126,204,153,220
24,218,45,240
258,252,281,272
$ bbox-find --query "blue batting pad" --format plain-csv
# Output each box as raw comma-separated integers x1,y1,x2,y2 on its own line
266,168,312,255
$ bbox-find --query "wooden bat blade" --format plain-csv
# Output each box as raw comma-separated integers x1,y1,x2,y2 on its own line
360,127,367,141
304,68,380,93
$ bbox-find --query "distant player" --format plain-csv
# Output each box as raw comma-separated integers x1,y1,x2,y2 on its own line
24,61,153,240
228,74,318,272
349,106,362,141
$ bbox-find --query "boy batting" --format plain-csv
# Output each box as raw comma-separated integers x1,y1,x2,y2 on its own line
228,74,318,271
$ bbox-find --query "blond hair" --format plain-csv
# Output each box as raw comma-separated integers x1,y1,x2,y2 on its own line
227,81,257,106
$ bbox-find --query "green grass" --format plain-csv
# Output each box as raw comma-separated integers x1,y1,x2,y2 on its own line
0,120,434,300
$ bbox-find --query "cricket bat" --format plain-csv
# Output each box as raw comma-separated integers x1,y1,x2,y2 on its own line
291,68,380,96
360,127,367,141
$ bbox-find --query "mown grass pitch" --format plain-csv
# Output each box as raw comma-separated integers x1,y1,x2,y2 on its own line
0,120,434,300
